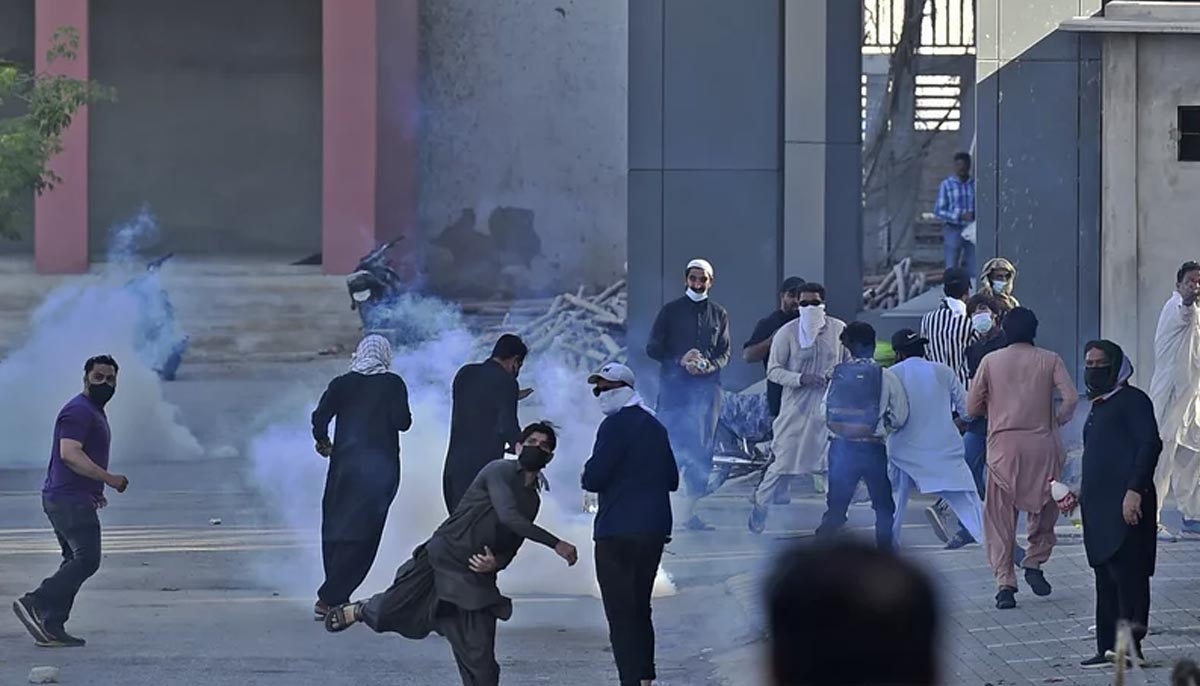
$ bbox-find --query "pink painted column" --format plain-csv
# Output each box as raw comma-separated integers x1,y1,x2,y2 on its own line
322,0,418,275
34,0,90,274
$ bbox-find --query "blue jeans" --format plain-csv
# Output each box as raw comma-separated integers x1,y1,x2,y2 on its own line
30,498,102,629
816,438,895,549
944,224,976,276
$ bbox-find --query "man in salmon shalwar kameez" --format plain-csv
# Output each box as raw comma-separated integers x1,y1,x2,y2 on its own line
967,308,1078,610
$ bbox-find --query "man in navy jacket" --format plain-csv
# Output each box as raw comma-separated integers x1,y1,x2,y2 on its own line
583,363,679,686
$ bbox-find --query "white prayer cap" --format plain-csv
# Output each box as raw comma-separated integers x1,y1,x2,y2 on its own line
686,258,714,279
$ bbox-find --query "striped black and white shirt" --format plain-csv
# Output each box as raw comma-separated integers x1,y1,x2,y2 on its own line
920,300,975,388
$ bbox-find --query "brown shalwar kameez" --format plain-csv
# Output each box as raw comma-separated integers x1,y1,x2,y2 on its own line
967,343,1079,588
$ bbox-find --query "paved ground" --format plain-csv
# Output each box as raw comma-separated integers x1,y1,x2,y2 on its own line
1,363,1199,685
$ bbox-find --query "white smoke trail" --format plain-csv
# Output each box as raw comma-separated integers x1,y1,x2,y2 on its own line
246,297,676,601
0,211,202,467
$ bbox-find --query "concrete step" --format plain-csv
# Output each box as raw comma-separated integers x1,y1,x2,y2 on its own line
0,258,366,362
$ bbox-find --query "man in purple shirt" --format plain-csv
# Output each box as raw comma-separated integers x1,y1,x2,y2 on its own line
12,355,129,648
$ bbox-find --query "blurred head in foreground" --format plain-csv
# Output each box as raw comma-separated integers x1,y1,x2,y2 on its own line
765,539,940,686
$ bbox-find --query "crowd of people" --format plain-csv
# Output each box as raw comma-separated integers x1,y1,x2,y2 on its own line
12,247,1200,683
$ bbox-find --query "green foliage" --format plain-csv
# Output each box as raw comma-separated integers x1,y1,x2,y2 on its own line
0,27,115,239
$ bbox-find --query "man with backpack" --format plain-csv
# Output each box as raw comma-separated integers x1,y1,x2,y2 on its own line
815,322,909,549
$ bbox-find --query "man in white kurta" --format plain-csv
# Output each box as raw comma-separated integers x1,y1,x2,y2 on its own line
1149,261,1200,537
885,330,984,548
749,284,848,533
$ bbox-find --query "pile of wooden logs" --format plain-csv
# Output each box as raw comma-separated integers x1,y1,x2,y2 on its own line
470,280,628,370
862,258,937,310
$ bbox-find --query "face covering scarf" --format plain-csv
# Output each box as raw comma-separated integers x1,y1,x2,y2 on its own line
594,386,653,416
350,334,393,375
798,305,826,349
686,288,708,302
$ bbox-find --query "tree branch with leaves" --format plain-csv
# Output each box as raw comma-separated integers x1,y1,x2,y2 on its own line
0,27,115,239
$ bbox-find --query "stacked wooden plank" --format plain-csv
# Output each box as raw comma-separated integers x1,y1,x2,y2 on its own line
471,280,628,370
862,257,939,310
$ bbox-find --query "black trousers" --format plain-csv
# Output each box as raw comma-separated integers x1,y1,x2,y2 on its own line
1094,540,1152,655
436,601,500,686
595,536,666,685
318,537,383,606
30,498,102,629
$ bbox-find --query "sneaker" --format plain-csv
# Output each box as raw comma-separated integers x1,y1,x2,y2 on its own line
40,625,85,648
12,595,51,644
1024,568,1052,597
1182,519,1200,536
748,504,768,535
1157,524,1178,542
945,529,976,550
684,515,715,532
1080,654,1111,669
924,504,953,544
995,586,1017,610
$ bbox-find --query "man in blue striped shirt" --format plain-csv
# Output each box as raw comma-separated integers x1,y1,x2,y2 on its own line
935,152,976,277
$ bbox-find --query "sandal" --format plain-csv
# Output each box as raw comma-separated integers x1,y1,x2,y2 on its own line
313,601,331,621
324,602,361,633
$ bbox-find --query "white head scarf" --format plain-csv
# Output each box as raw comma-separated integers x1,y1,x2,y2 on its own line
350,334,393,375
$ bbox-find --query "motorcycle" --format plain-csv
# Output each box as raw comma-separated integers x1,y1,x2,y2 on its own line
346,238,432,347
709,388,773,493
125,253,189,381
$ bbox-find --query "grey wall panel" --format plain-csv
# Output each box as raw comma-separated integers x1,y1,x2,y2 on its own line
627,170,664,403
998,0,1080,62
1077,56,1102,378
823,142,862,320
628,0,663,170
89,0,322,256
997,59,1080,375
662,0,780,170
662,170,780,391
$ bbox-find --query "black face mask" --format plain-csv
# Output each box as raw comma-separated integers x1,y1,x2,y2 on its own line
1085,366,1115,399
87,382,115,407
518,445,552,472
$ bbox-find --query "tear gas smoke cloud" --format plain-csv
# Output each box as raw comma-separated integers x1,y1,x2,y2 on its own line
248,296,676,601
0,210,202,468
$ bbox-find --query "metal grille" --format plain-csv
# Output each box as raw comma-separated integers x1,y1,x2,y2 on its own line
863,0,975,54
861,74,962,132
915,74,961,131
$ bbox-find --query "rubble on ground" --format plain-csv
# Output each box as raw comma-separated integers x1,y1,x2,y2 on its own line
29,666,60,684
468,279,628,371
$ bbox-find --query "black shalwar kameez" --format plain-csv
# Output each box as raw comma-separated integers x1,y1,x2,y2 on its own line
646,296,731,497
311,371,412,606
443,359,522,513
360,459,560,686
1081,354,1161,658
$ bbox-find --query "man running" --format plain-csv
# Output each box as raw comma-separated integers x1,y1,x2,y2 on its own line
13,355,129,648
323,423,578,686
311,334,413,620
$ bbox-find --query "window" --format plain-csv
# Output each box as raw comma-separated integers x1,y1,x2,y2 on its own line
1181,106,1200,162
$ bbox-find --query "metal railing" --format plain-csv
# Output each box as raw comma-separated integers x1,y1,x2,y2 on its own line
863,0,975,54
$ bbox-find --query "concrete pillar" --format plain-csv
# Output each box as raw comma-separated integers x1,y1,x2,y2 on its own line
34,0,89,274
1100,34,1140,370
782,0,863,320
321,0,418,275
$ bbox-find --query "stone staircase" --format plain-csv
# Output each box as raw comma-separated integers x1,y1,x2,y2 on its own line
0,258,363,363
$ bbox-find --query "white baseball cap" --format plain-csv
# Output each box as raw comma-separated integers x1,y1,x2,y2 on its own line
588,362,636,387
